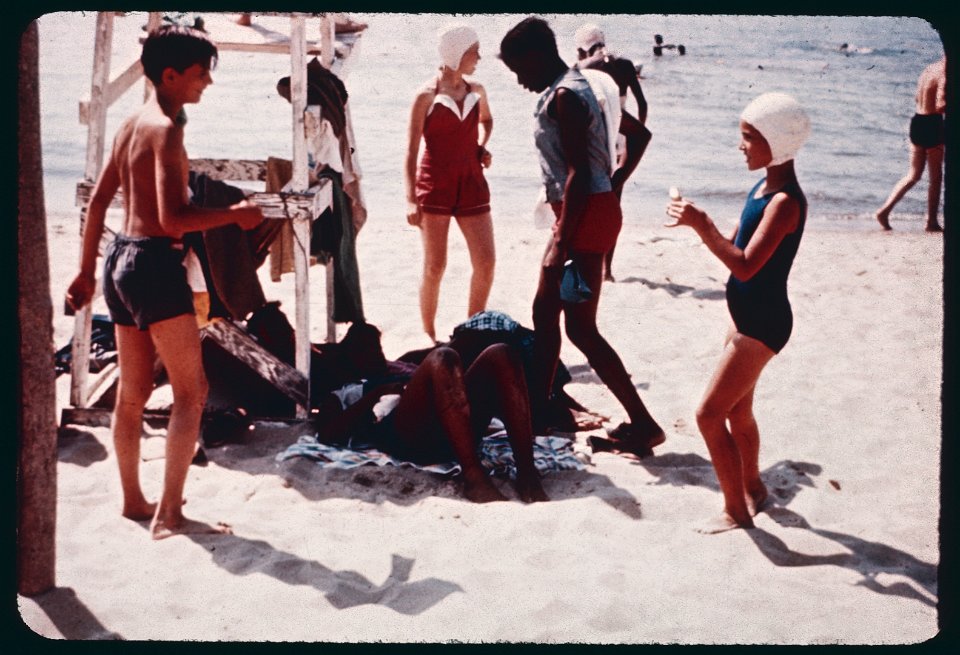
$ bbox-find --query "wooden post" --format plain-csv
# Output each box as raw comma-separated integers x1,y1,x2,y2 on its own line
18,19,57,596
290,15,311,418
319,13,335,69
70,11,114,408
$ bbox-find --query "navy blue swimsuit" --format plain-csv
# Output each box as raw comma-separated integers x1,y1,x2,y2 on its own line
725,178,806,353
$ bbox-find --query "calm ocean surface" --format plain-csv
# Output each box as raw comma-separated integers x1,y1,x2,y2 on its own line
36,12,945,231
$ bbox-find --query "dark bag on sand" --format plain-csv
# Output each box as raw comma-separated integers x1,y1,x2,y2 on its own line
560,260,593,303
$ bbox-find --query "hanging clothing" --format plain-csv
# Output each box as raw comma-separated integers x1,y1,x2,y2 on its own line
265,158,365,324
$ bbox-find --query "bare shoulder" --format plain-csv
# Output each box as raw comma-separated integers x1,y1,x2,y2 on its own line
766,191,802,231
921,58,946,82
413,80,437,103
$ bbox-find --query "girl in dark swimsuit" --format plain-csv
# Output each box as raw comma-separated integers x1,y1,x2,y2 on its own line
665,92,810,534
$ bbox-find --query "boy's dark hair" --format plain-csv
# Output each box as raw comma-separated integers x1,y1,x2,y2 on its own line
499,16,558,63
141,24,218,85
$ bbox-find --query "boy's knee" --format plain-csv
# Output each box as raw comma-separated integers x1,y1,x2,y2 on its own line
116,384,152,413
695,401,725,433
428,346,462,371
564,320,600,349
174,376,208,410
481,342,521,369
423,259,447,280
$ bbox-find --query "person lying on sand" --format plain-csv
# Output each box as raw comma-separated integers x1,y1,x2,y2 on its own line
311,322,549,503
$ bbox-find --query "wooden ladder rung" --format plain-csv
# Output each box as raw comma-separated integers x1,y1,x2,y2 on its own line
199,319,308,407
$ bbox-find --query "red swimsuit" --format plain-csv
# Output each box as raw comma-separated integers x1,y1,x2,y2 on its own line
415,82,491,217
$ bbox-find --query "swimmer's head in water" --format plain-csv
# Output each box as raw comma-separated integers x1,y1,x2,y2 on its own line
438,24,480,71
740,92,811,166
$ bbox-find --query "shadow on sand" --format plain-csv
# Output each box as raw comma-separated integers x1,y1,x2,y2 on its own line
637,452,937,607
21,586,122,640
56,425,109,467
616,276,726,300
184,532,463,615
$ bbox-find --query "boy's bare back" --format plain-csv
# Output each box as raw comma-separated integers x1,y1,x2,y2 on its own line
916,58,946,115
111,104,190,239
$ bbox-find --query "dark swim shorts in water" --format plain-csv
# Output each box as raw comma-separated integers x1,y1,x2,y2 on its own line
102,235,195,330
909,113,945,149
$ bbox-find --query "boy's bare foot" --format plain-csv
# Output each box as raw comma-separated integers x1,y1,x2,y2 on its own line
926,222,943,232
571,409,608,431
515,473,549,503
150,515,233,540
122,499,157,521
744,480,770,517
695,510,754,535
590,422,666,458
463,477,508,503
875,210,892,230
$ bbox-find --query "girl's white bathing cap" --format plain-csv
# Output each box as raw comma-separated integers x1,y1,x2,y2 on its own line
740,92,811,166
438,24,480,71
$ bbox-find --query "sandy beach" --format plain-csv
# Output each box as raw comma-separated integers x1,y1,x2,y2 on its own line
18,200,942,644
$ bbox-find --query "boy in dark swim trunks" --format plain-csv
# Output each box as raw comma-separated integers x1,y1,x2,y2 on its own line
666,92,810,533
499,17,664,457
876,56,946,232
66,25,264,539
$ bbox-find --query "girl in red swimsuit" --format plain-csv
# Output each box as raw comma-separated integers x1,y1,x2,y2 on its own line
405,24,495,343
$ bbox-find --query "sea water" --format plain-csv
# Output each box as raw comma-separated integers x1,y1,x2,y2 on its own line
36,12,945,232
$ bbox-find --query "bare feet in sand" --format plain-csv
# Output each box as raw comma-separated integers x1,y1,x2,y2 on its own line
122,499,157,521
696,510,754,535
150,514,233,540
926,221,943,232
588,422,666,459
515,474,549,503
463,477,508,503
876,210,892,230
571,409,608,431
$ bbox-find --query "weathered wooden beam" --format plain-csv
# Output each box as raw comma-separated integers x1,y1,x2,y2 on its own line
72,12,114,408
199,320,308,407
213,41,324,56
78,59,144,126
75,178,332,222
189,158,268,181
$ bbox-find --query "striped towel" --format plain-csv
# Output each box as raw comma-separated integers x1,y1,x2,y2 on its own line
276,430,585,479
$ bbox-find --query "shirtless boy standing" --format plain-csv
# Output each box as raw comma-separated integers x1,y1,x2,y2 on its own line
876,56,947,232
66,25,263,539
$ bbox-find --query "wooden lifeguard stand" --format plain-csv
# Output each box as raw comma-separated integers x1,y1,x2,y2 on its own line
67,11,362,421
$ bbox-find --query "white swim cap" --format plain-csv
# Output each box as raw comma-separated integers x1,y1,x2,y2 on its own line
740,92,811,166
574,23,605,52
437,24,479,71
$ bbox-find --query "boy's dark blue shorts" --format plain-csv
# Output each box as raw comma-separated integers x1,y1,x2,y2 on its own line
102,235,195,331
